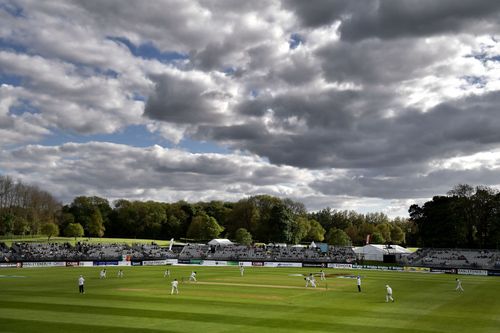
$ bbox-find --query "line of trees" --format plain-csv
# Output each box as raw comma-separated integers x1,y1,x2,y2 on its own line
59,195,409,246
2,175,499,248
0,175,408,245
409,184,500,249
0,175,60,236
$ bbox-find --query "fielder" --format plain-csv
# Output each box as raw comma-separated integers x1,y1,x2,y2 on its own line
99,269,107,279
189,271,197,282
320,270,326,281
385,285,394,302
305,274,317,288
171,279,179,295
357,275,361,292
117,269,124,278
240,265,244,277
455,278,464,291
164,269,171,277
78,275,85,294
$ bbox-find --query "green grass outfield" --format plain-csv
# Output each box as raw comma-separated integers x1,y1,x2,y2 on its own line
0,266,498,333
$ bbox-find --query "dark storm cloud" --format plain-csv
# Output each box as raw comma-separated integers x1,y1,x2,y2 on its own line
282,0,356,28
286,0,500,41
143,73,229,124
197,90,500,170
316,38,450,85
196,123,270,141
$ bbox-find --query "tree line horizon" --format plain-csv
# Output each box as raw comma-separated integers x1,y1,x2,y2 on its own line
1,175,499,249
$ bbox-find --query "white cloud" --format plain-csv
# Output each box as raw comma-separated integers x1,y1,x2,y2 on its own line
2,0,500,217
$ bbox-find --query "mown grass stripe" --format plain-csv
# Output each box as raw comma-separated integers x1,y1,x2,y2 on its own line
1,266,498,333
0,308,443,333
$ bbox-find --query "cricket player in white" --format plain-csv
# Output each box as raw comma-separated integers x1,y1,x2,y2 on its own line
78,275,85,294
171,279,179,295
117,269,123,278
455,278,464,291
99,269,106,279
386,285,394,302
240,265,244,277
320,270,326,281
305,274,316,288
190,271,197,282
164,269,170,277
310,275,317,288
357,275,361,292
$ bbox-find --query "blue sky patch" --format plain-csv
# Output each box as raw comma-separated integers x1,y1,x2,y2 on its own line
0,72,22,87
0,37,28,53
39,125,165,148
8,99,40,116
462,75,487,88
37,124,229,155
179,138,229,154
107,36,188,63
289,33,304,49
0,2,24,18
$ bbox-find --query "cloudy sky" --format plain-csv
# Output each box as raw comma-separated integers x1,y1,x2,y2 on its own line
1,0,500,217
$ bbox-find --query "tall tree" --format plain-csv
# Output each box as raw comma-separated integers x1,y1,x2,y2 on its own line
187,213,224,240
64,223,84,239
88,208,105,237
234,228,253,245
326,228,351,246
305,219,326,242
41,222,59,241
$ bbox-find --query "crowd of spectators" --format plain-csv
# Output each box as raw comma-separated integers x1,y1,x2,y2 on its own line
404,248,500,269
1,241,498,269
180,244,356,263
1,241,179,262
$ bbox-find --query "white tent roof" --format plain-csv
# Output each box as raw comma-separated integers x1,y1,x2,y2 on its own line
353,244,411,255
208,238,234,246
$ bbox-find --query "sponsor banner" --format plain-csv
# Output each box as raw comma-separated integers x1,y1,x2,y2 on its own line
131,261,142,266
118,261,131,266
166,259,178,265
263,262,278,267
0,262,21,268
252,262,264,267
327,263,353,269
190,259,203,265
352,264,404,271
404,266,431,273
276,262,302,268
487,270,500,276
23,261,65,268
79,261,93,267
238,261,252,267
263,262,301,267
177,260,191,264
65,261,79,267
430,268,457,274
93,261,119,266
142,260,168,266
457,269,488,276
302,262,325,268
226,261,239,266
197,260,230,266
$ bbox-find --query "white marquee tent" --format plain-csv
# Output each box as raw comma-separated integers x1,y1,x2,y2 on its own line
353,244,411,261
208,238,234,246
